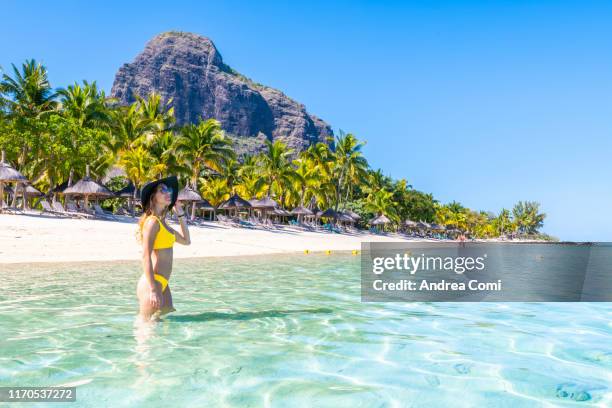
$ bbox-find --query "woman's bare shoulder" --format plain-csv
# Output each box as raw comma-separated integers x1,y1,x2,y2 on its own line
142,216,160,232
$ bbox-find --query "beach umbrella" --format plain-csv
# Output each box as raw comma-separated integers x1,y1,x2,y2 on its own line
249,196,279,220
338,212,356,223
195,198,215,220
178,186,202,202
220,193,252,217
0,150,29,210
6,184,43,209
416,221,430,229
115,182,139,198
344,209,361,220
404,219,417,228
196,198,214,210
318,208,337,218
290,206,313,216
248,196,279,208
271,208,291,216
220,193,252,209
178,185,203,220
430,223,445,231
62,165,114,209
114,182,140,215
6,184,43,197
290,205,313,223
370,214,391,225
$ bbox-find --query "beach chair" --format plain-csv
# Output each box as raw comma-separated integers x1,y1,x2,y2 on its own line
66,203,95,219
115,207,129,216
52,202,92,219
93,204,117,220
217,214,237,227
40,201,67,217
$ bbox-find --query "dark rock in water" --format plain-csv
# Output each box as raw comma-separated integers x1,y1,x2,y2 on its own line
111,31,333,153
556,383,592,402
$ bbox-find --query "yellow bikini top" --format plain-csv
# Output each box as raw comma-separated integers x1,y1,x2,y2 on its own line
147,215,176,249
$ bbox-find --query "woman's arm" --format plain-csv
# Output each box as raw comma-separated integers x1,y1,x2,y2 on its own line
172,202,191,245
142,218,161,308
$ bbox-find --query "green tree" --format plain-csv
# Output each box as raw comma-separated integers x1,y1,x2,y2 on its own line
174,119,234,191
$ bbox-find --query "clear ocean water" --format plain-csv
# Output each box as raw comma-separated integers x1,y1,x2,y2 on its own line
1,253,610,407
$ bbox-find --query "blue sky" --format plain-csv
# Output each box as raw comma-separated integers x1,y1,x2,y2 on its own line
1,1,610,241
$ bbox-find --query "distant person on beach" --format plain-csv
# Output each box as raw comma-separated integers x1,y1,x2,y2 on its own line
136,176,191,322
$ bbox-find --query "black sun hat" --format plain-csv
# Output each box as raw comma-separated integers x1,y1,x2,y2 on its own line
140,176,179,212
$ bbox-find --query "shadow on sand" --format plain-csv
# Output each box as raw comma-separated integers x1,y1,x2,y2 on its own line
165,307,334,322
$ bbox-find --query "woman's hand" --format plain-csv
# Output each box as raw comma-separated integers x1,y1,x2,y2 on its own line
149,286,161,309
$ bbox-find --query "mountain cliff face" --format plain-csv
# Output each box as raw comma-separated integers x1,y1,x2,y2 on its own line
111,32,333,152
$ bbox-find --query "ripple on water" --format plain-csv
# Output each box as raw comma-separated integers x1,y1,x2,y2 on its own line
1,254,610,407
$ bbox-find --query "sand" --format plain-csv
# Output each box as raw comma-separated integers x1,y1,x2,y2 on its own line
0,212,421,264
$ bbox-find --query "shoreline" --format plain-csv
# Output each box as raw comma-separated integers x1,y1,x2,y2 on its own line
0,213,556,265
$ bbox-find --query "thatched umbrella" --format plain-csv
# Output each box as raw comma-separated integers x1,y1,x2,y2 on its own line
249,196,278,208
416,221,430,230
370,214,391,232
196,198,215,220
62,165,114,210
116,182,138,198
318,208,337,218
344,209,361,220
290,205,313,223
178,185,203,220
249,196,279,220
220,193,252,218
6,185,44,209
370,214,391,225
115,182,140,215
404,219,417,228
0,150,29,210
291,206,313,215
338,212,356,224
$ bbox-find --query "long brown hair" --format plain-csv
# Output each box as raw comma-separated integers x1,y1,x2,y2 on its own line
136,186,169,244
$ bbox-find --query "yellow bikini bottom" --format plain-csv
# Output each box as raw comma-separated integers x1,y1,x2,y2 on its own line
153,273,169,292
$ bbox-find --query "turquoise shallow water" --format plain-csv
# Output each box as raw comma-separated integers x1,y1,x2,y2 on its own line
1,253,610,407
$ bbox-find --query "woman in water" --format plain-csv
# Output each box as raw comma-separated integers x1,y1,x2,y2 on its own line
136,176,191,321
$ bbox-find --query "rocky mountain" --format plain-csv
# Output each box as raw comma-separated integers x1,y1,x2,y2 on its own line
111,32,333,153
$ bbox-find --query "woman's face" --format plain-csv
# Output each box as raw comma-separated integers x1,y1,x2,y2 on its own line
153,183,173,207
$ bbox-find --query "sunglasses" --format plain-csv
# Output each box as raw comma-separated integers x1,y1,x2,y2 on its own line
158,184,173,195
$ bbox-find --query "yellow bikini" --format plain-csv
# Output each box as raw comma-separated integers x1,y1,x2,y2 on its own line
143,215,175,292
148,215,176,250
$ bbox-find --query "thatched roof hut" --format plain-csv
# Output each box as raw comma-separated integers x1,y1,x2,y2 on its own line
248,196,279,209
370,214,391,225
178,186,203,202
220,194,252,209
290,206,313,216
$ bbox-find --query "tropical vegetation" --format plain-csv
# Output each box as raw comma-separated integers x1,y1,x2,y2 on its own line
0,59,549,238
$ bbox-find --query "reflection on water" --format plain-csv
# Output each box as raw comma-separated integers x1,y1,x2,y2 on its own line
1,252,611,407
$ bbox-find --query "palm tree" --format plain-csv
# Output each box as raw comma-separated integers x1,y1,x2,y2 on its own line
299,143,335,209
495,208,512,236
513,201,545,235
256,140,299,205
173,119,234,191
132,93,175,148
332,131,368,213
200,177,230,220
0,59,58,171
0,59,57,119
118,146,156,214
57,81,109,128
364,189,399,225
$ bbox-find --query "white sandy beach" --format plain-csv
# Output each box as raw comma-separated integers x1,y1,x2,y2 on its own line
0,213,422,264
